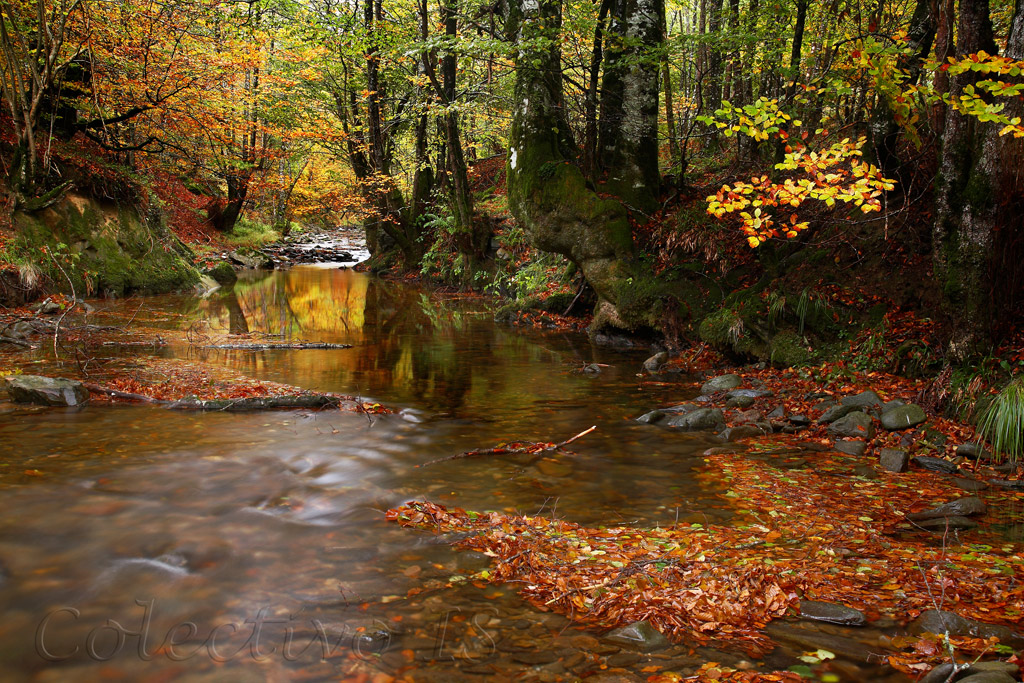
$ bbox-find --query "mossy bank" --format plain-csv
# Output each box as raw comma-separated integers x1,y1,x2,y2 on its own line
5,193,199,301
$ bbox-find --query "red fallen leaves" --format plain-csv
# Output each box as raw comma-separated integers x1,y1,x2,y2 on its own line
387,447,1024,674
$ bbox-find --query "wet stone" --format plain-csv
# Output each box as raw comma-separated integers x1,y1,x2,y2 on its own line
725,395,755,409
725,389,773,400
789,414,811,426
853,465,879,479
913,456,959,474
604,621,670,651
880,403,927,430
799,600,867,626
906,496,986,521
701,374,743,395
663,408,725,431
841,390,884,409
817,404,858,424
606,652,643,667
721,425,766,441
636,410,665,424
952,477,990,492
828,411,876,439
5,375,89,407
643,352,668,373
879,448,910,473
511,650,558,665
912,516,979,531
966,662,1023,677
956,443,987,459
835,440,867,456
957,673,1017,683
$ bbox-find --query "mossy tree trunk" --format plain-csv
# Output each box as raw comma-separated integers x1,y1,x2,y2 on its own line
506,0,644,329
933,0,1023,361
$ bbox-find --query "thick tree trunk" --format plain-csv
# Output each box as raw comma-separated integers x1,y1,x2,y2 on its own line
932,0,1010,360
506,0,642,329
596,0,664,212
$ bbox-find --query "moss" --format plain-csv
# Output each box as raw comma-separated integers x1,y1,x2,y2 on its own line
12,193,199,297
767,331,814,368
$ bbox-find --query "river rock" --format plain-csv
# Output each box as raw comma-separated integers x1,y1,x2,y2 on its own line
205,261,238,286
913,456,959,474
835,440,867,456
956,443,987,460
913,516,978,531
989,479,1024,491
817,404,859,424
828,411,876,439
798,601,867,626
701,374,742,395
604,621,670,651
906,497,986,521
663,408,725,431
789,414,811,426
643,352,668,373
952,477,989,492
966,662,1023,677
228,250,273,269
726,389,774,400
911,610,1024,647
766,622,875,662
636,410,665,425
957,673,1017,683
841,390,884,410
879,448,910,472
919,662,957,683
881,403,927,430
5,375,89,406
721,425,766,441
663,402,699,414
726,395,755,409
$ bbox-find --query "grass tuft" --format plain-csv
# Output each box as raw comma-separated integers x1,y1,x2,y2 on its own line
977,376,1024,464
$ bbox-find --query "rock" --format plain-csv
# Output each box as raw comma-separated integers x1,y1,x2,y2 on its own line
913,456,959,474
919,662,956,683
912,516,979,531
733,409,763,424
766,622,875,662
835,440,867,456
583,364,602,375
989,479,1024,491
643,352,668,373
635,410,665,425
663,408,725,431
799,601,867,626
767,405,785,419
726,395,755,409
5,375,89,406
817,404,859,424
662,403,699,414
906,497,986,521
701,374,743,395
604,621,670,651
726,389,774,399
228,250,273,270
956,443,987,460
512,651,558,665
2,320,33,339
605,653,643,667
952,477,989,492
193,274,220,297
853,465,880,479
205,261,238,286
789,414,811,426
881,403,927,430
957,673,1017,683
965,662,1022,677
841,390,884,409
879,448,910,473
828,411,876,439
721,425,766,441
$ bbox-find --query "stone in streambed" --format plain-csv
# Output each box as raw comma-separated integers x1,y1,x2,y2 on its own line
835,440,867,456
913,456,959,474
828,411,876,439
952,477,989,492
604,620,669,651
635,410,665,424
817,404,859,424
911,610,1024,648
957,673,1017,683
913,516,979,531
726,389,774,399
643,352,668,373
205,261,237,286
663,408,725,431
906,496,986,521
799,601,867,626
5,375,89,406
725,395,755,409
880,403,927,430
956,443,987,459
701,374,742,395
841,390,884,410
879,448,910,473
965,662,1023,677
720,425,766,441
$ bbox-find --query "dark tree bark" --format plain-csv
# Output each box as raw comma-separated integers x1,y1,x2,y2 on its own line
582,0,613,180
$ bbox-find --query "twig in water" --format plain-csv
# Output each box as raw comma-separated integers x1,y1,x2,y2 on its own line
419,426,598,467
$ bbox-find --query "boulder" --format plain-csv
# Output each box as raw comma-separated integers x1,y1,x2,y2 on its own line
835,440,867,456
664,408,725,431
817,404,859,424
841,390,884,410
643,352,668,373
881,403,927,430
726,395,755,409
789,414,811,426
635,410,665,425
828,411,876,439
913,456,959,474
701,374,743,395
5,375,89,406
911,610,1024,648
798,600,867,626
906,497,986,521
205,261,238,286
879,448,910,473
604,621,669,651
721,425,766,441
912,516,978,531
952,477,989,492
956,443,987,460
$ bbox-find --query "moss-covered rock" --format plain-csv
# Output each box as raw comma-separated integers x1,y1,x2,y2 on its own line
205,262,238,286
12,193,199,296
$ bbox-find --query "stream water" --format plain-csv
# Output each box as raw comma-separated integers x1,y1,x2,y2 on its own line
0,266,915,682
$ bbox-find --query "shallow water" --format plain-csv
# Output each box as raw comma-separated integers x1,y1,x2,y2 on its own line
0,267,913,681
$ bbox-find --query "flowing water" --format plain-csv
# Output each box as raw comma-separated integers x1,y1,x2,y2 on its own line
0,266,913,682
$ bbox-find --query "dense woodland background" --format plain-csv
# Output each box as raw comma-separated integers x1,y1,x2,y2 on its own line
1,0,1022,370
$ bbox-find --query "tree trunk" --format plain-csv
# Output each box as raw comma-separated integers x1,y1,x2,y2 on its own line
596,0,664,212
932,0,1007,360
506,0,643,330
582,0,613,180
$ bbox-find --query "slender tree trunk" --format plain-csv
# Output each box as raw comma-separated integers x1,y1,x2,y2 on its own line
582,0,613,180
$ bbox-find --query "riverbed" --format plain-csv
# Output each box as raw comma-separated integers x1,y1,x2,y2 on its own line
0,265,928,681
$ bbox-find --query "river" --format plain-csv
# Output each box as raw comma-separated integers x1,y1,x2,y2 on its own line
0,266,914,681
